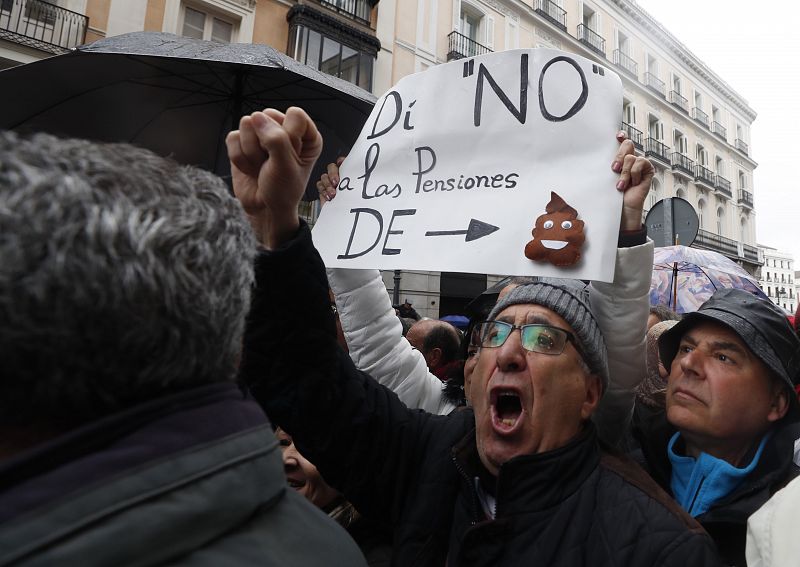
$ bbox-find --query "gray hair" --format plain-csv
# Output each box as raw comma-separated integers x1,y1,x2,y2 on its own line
0,131,257,427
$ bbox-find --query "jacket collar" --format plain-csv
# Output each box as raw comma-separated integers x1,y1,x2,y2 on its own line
0,382,268,524
453,422,600,518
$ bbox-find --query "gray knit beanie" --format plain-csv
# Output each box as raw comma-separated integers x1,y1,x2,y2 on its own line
486,279,609,392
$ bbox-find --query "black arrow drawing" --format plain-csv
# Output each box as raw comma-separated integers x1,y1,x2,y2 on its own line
425,219,499,242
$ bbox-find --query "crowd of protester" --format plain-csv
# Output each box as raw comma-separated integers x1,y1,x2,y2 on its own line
1,105,799,567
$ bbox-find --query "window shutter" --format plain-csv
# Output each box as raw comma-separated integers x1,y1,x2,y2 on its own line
486,15,494,48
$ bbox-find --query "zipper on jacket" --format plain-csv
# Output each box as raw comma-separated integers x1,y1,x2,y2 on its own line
452,453,481,525
688,475,706,515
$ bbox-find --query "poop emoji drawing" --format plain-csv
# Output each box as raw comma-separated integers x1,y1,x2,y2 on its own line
524,192,586,267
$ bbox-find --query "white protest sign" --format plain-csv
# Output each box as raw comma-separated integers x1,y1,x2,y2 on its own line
311,48,623,282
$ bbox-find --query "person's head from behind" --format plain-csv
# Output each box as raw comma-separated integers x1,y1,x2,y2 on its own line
659,289,800,465
469,280,608,476
406,319,462,372
648,304,681,331
0,131,256,437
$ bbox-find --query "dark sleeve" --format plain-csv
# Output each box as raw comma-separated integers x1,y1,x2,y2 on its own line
617,224,647,248
238,220,452,524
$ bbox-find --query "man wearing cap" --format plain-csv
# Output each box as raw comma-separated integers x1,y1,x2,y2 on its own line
229,107,720,566
633,289,800,566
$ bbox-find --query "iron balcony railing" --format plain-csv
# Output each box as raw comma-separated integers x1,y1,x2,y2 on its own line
694,164,716,187
669,90,688,113
738,189,754,208
320,0,372,25
715,175,732,198
0,0,87,54
742,243,759,263
446,30,492,61
534,0,567,31
643,72,665,97
577,24,605,56
735,138,749,155
671,152,694,177
695,229,739,259
712,121,727,139
612,49,637,77
692,107,709,128
645,137,670,164
621,121,643,149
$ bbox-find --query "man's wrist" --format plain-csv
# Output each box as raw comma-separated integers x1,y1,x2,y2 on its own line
618,224,647,248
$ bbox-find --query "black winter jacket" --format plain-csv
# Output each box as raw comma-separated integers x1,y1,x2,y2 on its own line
240,222,720,567
633,403,800,566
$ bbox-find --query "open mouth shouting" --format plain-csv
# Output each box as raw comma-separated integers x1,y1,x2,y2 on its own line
490,388,525,435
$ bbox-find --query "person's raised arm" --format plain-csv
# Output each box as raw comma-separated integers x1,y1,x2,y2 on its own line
226,107,322,248
590,132,655,447
317,158,456,415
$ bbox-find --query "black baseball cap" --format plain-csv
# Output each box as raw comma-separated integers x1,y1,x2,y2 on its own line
659,288,800,397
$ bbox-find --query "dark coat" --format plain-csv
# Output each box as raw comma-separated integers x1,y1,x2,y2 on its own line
240,223,720,567
0,382,366,567
632,402,800,566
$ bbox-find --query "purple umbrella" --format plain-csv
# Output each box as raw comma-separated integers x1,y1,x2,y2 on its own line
650,245,767,314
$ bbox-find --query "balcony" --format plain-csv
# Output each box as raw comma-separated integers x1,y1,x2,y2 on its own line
738,189,754,208
645,137,671,166
742,243,759,263
446,30,492,61
669,90,688,113
577,24,605,56
715,175,732,198
612,49,637,78
671,152,695,180
694,164,716,189
712,121,727,140
621,121,643,150
692,107,709,128
695,229,739,259
534,0,567,31
735,138,749,155
643,72,665,97
0,0,87,54
319,0,372,25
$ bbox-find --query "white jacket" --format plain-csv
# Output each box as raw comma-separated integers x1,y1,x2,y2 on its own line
746,474,800,567
327,240,653,443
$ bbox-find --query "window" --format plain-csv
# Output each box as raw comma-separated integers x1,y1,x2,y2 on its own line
617,29,631,55
581,3,598,30
25,0,59,26
181,5,234,42
290,26,374,90
648,114,663,141
696,144,708,166
622,100,635,125
672,74,682,95
715,156,725,177
461,9,481,42
647,54,658,76
673,130,687,154
739,170,747,190
694,91,703,109
716,206,724,235
697,199,705,229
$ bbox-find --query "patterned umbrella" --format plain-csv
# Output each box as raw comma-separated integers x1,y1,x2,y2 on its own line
650,245,768,314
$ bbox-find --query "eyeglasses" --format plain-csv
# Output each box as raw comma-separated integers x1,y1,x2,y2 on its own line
477,320,575,355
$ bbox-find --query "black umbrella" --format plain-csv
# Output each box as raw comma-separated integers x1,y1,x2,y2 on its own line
0,32,376,200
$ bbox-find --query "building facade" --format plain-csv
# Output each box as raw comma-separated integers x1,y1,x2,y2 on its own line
2,0,760,317
758,245,795,314
0,0,381,90
371,0,759,316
